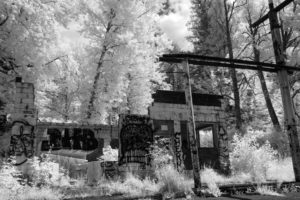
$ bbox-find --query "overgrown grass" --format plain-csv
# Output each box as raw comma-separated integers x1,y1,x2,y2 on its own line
0,131,296,199
256,186,284,196
0,157,66,200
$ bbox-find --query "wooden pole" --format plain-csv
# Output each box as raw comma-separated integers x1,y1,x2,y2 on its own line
183,60,202,189
268,0,300,181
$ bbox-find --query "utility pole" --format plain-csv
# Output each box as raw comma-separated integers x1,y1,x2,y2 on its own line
183,60,202,190
252,0,300,181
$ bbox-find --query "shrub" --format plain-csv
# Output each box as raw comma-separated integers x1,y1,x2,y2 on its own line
0,160,23,200
149,137,173,170
155,164,193,195
29,155,71,187
149,137,193,195
230,132,278,183
100,145,118,161
0,155,69,200
256,185,284,196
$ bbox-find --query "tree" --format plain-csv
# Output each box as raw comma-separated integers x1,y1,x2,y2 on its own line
73,0,171,123
0,0,71,114
190,0,244,130
243,1,282,131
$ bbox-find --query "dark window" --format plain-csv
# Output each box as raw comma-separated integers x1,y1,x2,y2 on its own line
62,128,71,149
72,128,82,150
41,140,50,151
48,128,62,150
110,139,119,149
82,129,98,151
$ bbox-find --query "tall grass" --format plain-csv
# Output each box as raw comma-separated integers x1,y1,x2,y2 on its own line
0,130,295,199
230,132,278,183
0,157,66,200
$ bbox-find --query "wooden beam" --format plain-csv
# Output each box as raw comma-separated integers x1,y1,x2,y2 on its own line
160,57,277,72
251,0,294,27
268,0,300,182
183,60,202,190
159,54,300,72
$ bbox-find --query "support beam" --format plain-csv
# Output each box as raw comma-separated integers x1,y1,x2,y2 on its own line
159,54,300,72
267,0,300,181
251,0,294,27
183,60,202,190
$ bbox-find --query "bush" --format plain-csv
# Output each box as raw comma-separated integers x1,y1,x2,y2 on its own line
100,145,118,161
0,160,23,200
148,137,193,196
0,155,69,200
230,132,278,183
149,137,173,170
155,164,192,195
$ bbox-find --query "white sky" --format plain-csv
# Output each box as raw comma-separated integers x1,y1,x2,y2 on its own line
159,0,193,51
60,0,193,51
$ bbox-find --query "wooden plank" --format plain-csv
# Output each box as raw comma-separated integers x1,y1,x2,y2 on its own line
160,54,300,72
161,53,298,69
183,60,202,189
268,0,300,182
251,0,294,27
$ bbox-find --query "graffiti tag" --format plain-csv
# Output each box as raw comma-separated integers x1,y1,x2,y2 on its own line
119,115,153,166
174,132,183,171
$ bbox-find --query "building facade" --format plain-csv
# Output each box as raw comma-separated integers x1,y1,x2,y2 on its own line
149,90,230,174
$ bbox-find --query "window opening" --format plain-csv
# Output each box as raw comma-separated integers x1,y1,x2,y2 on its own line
199,126,214,148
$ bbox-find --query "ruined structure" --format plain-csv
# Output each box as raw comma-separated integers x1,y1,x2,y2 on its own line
10,78,36,165
1,79,229,179
149,90,230,174
118,114,153,173
35,122,118,157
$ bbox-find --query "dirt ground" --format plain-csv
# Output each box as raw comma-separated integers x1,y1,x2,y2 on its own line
193,192,300,200
65,192,300,200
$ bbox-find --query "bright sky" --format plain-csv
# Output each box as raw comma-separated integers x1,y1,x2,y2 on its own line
60,0,193,52
159,0,193,51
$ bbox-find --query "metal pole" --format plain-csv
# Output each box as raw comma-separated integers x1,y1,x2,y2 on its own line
183,60,202,189
268,0,300,181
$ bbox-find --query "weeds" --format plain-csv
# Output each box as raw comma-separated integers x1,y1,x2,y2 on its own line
230,132,278,183
256,186,284,196
0,131,295,199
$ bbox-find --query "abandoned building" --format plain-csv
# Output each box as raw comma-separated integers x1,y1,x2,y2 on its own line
1,78,230,175
149,90,230,174
35,122,119,161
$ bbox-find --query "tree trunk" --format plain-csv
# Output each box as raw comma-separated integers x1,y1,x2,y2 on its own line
223,0,242,131
254,47,282,131
86,48,107,119
247,8,282,131
85,17,115,120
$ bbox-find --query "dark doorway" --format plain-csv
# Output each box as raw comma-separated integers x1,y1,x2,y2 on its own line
196,124,219,169
48,128,62,150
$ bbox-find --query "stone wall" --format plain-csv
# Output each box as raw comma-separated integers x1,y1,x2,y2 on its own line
10,79,37,164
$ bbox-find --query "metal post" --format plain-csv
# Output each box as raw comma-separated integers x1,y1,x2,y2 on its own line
268,0,300,181
183,60,202,189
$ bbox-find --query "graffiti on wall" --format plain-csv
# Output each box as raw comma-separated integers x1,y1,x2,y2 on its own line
218,125,230,174
119,115,153,166
10,120,35,160
100,161,118,179
174,132,184,172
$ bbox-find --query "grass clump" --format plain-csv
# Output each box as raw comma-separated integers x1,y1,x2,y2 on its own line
0,155,69,200
230,132,278,183
256,186,284,196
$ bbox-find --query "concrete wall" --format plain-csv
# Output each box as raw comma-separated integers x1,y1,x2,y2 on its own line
34,123,119,155
149,100,230,174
